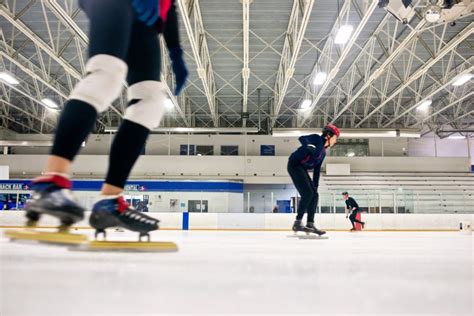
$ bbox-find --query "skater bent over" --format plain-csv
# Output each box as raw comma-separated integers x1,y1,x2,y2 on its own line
25,0,188,240
287,125,340,236
342,192,365,231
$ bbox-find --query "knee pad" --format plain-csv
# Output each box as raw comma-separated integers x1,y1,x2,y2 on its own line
69,55,127,113
123,81,167,130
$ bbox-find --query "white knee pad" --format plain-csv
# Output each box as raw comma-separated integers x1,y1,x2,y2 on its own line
124,81,167,130
69,55,128,113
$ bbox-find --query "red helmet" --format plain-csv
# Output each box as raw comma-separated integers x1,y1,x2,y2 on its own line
322,124,340,138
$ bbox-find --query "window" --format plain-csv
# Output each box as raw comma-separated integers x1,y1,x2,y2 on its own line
180,144,195,155
196,145,214,156
330,139,369,157
221,145,238,156
260,145,275,156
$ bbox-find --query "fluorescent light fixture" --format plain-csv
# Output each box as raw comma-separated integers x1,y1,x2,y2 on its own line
347,152,355,157
452,73,473,87
41,98,59,110
164,98,174,110
447,135,466,140
300,99,312,110
416,99,432,111
0,72,19,85
334,25,353,44
104,127,259,134
272,128,421,138
313,72,327,85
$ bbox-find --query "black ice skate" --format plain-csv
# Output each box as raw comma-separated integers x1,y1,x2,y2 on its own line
304,222,326,236
90,196,159,241
292,219,306,233
4,174,87,246
25,174,85,231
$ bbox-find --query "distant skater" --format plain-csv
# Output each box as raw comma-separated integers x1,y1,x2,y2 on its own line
342,192,365,231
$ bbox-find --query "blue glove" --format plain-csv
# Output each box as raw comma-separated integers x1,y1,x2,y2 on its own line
169,47,188,95
131,0,159,26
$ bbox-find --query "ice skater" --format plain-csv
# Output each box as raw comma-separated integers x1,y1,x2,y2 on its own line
24,0,188,240
287,124,340,236
342,192,365,231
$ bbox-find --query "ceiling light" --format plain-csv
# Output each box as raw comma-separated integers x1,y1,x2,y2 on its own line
41,98,59,110
313,72,327,85
347,152,355,157
452,73,473,87
165,98,174,111
300,99,312,110
0,72,20,85
424,5,441,23
416,99,432,111
334,25,353,44
447,135,466,140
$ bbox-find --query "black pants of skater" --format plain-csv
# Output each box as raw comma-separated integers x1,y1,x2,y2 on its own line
287,160,318,223
53,0,162,188
349,210,364,228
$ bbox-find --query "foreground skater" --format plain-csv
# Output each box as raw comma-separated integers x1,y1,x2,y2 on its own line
287,125,340,236
23,0,187,241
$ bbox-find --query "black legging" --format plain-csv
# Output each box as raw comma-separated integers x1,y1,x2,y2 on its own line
52,0,163,188
349,210,364,227
287,160,318,223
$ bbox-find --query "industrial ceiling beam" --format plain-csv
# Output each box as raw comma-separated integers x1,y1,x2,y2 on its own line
271,0,315,127
299,0,378,125
177,0,219,126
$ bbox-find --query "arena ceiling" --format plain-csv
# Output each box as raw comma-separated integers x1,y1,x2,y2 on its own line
0,0,473,135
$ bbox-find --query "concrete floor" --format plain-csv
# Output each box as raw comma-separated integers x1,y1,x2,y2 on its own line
1,229,472,316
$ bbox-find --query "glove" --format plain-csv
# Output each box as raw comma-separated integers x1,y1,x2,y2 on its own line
132,0,159,26
169,47,188,95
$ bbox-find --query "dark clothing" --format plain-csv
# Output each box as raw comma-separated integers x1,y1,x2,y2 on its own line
345,197,359,212
287,134,327,223
288,134,326,187
346,197,363,228
349,211,364,228
51,0,182,190
287,159,319,223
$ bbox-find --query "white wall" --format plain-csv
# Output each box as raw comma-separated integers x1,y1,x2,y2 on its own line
6,133,474,164
73,190,243,213
0,155,471,180
408,134,474,164
1,211,472,231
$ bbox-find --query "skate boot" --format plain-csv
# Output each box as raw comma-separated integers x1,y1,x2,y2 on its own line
292,219,306,233
25,174,85,231
304,222,326,236
89,196,159,241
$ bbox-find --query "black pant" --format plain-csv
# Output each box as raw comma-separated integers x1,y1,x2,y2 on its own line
287,160,318,223
51,0,162,188
79,0,161,84
349,210,364,227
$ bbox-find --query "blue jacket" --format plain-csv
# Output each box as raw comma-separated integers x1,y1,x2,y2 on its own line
289,134,326,187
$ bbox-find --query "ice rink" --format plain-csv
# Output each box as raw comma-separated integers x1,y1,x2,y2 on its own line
1,229,472,316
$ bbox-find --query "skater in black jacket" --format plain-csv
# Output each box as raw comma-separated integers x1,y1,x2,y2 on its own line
288,124,340,235
343,192,365,231
25,0,187,239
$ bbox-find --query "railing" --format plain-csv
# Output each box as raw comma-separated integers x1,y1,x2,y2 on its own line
245,189,474,214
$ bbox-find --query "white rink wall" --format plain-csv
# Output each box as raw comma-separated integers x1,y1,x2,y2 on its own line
1,211,472,231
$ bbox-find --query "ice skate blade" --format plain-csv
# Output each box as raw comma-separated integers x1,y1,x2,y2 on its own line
287,233,328,239
296,234,328,240
72,240,178,252
4,229,87,245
